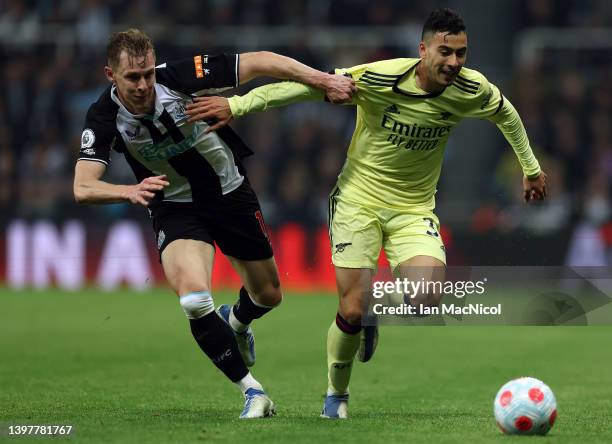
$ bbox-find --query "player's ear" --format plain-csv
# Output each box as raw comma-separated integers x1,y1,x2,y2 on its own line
418,42,427,58
104,65,115,83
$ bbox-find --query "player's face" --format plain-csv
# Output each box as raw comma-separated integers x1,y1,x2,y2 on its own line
419,31,467,90
106,50,156,115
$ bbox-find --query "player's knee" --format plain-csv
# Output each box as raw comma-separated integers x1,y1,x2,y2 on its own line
266,286,283,307
340,305,362,326
338,287,363,325
179,291,214,319
252,281,283,307
171,272,210,297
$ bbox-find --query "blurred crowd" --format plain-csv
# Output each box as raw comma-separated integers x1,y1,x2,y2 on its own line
1,0,610,241
483,48,612,236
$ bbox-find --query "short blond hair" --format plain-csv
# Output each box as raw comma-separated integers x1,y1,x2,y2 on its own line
106,28,155,69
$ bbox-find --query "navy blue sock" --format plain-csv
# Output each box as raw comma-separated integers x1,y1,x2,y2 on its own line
189,311,248,382
232,286,273,325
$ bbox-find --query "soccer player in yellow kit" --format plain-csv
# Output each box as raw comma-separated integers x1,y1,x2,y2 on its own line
185,8,547,418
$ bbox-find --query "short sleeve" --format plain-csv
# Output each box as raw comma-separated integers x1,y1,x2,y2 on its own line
78,105,115,165
155,53,239,96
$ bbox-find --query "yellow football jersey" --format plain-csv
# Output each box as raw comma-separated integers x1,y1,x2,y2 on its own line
334,58,507,210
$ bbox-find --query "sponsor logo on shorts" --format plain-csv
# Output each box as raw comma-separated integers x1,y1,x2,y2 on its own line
157,230,166,250
334,242,352,253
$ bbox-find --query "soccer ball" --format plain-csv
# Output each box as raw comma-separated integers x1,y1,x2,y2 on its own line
494,377,557,435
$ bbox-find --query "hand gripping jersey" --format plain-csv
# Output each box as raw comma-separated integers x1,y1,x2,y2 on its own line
79,53,253,204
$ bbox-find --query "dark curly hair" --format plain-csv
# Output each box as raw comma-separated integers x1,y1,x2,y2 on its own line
421,8,466,40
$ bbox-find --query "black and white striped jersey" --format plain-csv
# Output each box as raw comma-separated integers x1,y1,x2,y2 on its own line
78,53,253,204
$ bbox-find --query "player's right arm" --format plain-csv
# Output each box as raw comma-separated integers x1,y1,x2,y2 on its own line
185,81,327,131
74,161,168,206
185,63,371,131
75,104,169,206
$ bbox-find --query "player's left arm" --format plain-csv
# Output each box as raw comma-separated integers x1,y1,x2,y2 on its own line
158,51,353,100
489,97,547,201
185,62,369,131
183,52,356,130
489,94,547,202
464,74,546,202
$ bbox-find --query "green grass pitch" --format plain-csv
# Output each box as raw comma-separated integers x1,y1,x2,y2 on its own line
1,288,611,443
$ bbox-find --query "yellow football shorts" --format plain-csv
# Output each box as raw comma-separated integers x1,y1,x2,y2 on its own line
328,188,446,269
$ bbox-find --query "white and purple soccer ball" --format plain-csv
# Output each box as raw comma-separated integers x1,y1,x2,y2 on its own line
494,377,557,435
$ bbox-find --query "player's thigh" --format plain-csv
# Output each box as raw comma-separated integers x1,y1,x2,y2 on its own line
161,239,215,296
150,202,216,296
395,255,446,283
208,182,279,305
383,211,447,269
329,191,382,269
395,255,446,306
335,266,374,324
227,256,282,306
210,182,274,263
383,211,446,306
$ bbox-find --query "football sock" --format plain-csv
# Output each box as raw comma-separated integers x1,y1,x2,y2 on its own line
229,308,248,333
235,371,264,394
189,312,249,382
326,313,361,395
231,286,275,329
180,292,249,383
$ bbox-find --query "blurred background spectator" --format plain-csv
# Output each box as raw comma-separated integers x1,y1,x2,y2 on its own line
0,0,610,266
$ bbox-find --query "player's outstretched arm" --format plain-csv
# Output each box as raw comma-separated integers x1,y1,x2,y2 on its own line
485,96,546,202
186,81,327,132
238,51,355,103
74,161,169,207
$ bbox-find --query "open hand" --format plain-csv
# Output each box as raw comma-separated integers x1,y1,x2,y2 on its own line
124,175,169,206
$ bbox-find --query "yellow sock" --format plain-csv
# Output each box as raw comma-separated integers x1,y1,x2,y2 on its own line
326,320,360,395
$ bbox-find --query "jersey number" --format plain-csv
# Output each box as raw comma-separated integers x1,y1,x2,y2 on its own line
423,217,439,237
